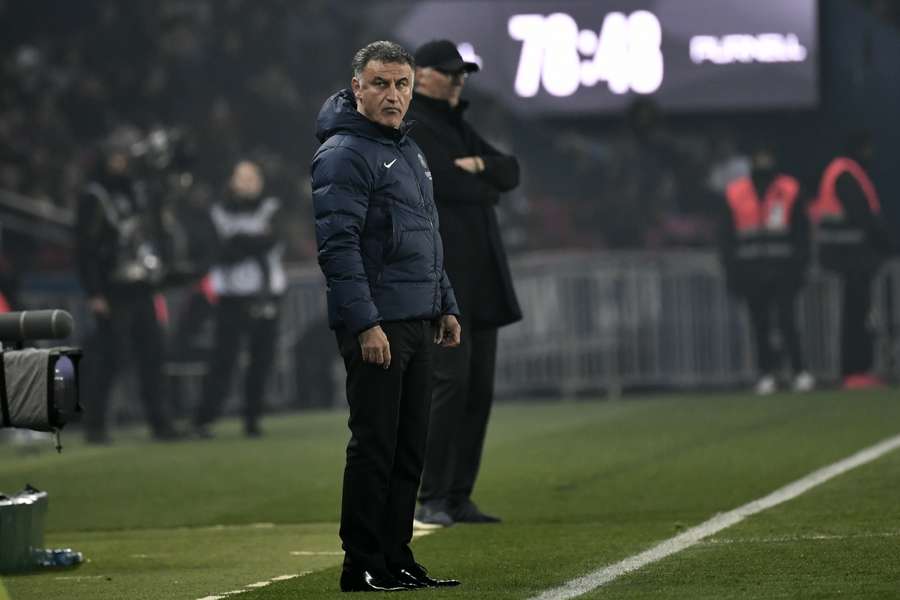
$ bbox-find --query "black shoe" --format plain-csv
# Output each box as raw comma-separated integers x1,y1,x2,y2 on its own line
152,427,184,442
450,499,501,524
391,563,460,588
414,501,454,528
339,569,409,592
85,430,111,445
244,422,263,438
192,425,215,440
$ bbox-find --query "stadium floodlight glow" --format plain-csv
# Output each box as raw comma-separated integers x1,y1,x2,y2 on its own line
0,310,82,450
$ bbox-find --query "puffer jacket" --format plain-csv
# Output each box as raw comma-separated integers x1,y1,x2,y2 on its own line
311,89,459,335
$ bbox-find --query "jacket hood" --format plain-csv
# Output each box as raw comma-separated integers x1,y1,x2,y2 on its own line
315,88,410,144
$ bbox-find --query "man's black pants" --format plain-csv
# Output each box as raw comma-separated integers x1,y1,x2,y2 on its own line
336,320,433,575
419,317,497,507
82,288,171,438
194,297,280,430
744,282,805,375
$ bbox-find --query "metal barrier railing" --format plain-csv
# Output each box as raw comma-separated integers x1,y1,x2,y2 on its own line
15,253,900,419
494,252,845,396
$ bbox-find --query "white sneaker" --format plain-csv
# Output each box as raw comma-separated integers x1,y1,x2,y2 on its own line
754,375,777,395
413,518,446,531
793,371,815,392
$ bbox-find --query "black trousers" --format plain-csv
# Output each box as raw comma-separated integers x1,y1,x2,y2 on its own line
336,320,433,575
82,288,171,437
744,283,805,375
840,270,876,376
194,297,280,429
419,318,498,506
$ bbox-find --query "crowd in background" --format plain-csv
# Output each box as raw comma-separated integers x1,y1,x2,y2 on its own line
0,0,374,265
7,0,894,266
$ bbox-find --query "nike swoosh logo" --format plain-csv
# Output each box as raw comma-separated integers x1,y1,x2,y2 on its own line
383,159,397,168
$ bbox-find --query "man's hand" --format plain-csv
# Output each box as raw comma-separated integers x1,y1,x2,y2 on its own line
358,324,391,369
433,314,461,348
454,156,484,174
88,295,110,317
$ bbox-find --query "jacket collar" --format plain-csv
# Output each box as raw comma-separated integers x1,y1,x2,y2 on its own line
411,92,469,118
316,88,413,145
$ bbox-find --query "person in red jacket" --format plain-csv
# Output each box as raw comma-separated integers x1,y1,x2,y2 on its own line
809,131,895,388
719,142,814,395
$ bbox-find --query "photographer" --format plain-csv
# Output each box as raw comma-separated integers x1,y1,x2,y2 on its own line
76,126,179,444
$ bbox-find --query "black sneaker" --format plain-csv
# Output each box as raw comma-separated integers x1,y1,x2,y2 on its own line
151,427,184,442
192,425,215,440
450,499,501,524
414,501,454,528
244,422,263,438
85,430,111,445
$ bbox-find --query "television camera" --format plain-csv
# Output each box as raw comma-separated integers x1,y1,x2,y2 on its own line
0,309,82,452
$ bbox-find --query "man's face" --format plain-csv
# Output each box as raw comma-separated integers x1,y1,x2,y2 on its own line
415,67,467,106
352,60,413,129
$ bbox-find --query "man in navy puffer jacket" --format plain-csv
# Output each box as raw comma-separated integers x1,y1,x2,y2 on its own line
311,40,462,593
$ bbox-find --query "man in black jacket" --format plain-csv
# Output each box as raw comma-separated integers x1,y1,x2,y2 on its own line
76,126,178,443
408,40,523,527
311,41,461,592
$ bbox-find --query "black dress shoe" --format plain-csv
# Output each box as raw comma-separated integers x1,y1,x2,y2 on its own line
151,427,184,442
192,425,215,440
339,569,409,592
84,430,111,445
450,499,501,524
391,563,461,588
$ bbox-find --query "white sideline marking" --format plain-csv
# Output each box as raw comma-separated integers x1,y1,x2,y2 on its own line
195,571,310,600
704,530,900,546
529,432,900,600
194,524,435,599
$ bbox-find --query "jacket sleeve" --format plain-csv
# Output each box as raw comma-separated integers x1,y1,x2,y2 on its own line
75,189,105,297
836,173,895,255
311,145,382,335
440,269,460,317
411,123,502,206
718,195,737,274
790,188,810,268
470,130,520,193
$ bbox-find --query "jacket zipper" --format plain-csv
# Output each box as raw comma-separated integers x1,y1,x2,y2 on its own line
397,145,440,314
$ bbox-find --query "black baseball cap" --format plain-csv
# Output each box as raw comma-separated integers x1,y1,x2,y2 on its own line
414,40,479,74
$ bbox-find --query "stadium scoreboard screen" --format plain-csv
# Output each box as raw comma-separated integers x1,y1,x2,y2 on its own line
396,0,818,114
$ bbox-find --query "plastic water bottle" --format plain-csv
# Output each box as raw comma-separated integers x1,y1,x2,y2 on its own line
32,548,84,568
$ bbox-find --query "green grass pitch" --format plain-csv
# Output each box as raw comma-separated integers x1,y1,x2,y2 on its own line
1,389,899,599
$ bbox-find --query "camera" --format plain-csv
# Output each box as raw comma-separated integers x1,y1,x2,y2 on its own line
0,310,82,446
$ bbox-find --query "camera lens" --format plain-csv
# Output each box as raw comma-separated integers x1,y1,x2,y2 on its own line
52,356,78,420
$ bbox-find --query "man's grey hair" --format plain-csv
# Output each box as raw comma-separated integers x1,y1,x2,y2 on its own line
352,41,415,78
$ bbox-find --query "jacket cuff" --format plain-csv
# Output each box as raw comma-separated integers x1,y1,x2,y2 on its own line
348,317,382,337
